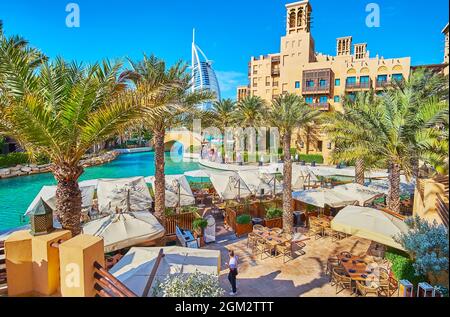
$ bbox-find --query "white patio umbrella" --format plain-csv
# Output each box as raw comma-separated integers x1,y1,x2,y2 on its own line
292,188,358,208
82,211,165,253
208,171,252,200
331,206,408,250
332,183,385,207
146,175,195,208
238,170,275,196
110,246,220,296
292,165,319,191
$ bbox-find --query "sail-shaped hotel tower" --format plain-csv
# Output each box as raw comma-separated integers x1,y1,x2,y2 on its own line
191,29,221,110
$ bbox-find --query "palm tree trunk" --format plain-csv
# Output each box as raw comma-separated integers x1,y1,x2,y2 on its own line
305,127,310,155
355,158,365,185
282,131,293,233
52,163,84,236
387,163,401,213
154,130,166,222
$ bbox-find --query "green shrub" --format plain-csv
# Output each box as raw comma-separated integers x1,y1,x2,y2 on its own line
192,218,208,231
299,154,324,164
182,206,199,214
0,152,30,168
236,214,252,225
266,207,283,220
164,208,176,217
385,248,426,286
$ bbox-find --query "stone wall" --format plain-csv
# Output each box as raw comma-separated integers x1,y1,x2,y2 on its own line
0,151,119,179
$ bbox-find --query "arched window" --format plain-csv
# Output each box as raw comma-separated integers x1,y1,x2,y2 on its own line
347,68,356,75
377,66,388,73
392,65,403,72
289,10,296,28
297,9,303,27
360,67,370,74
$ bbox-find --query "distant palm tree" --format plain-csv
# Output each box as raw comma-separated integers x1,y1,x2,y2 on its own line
1,58,143,235
123,54,213,220
324,91,383,185
235,95,265,127
209,99,236,161
264,94,320,232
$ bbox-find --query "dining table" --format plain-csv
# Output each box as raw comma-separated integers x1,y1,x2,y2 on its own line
337,255,377,282
254,228,290,256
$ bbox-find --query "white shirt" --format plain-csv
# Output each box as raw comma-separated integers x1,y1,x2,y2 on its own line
229,256,238,269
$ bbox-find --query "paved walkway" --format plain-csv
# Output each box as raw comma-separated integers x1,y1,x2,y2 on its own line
206,233,374,297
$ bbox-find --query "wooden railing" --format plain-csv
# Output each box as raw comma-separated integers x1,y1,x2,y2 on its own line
0,241,7,289
93,261,137,297
436,194,449,228
164,212,199,237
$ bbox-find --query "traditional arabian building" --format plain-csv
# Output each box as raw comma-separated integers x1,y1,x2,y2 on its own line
237,0,412,164
191,29,221,111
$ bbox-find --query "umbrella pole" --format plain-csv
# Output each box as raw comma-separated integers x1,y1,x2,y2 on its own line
142,249,165,297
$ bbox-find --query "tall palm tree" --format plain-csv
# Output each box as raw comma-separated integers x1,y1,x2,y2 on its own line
0,58,144,235
209,99,236,161
324,91,383,185
124,54,213,220
235,95,265,127
264,94,320,232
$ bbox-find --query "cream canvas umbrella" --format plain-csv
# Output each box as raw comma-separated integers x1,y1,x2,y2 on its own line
332,183,385,207
82,211,165,253
208,171,252,200
146,175,195,208
291,165,318,191
110,246,220,296
292,188,358,208
238,170,275,196
331,206,408,250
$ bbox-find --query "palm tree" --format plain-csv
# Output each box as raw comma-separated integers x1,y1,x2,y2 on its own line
124,54,213,220
209,99,236,162
235,95,265,127
324,91,384,185
0,58,144,235
264,94,320,232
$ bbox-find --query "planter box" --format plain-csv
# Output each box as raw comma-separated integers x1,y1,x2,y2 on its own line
265,217,283,229
235,223,253,238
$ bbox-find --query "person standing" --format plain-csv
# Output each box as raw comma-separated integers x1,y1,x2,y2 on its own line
227,250,238,296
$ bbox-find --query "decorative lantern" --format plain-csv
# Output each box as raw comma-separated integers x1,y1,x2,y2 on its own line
29,198,54,236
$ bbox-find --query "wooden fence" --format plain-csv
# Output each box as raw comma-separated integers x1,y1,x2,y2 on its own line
0,241,6,289
164,212,199,237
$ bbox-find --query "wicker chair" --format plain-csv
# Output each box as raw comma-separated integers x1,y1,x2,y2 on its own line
255,239,271,260
355,281,380,297
247,232,258,249
378,270,398,297
332,267,354,295
326,257,340,279
275,242,293,263
253,224,264,232
339,251,352,259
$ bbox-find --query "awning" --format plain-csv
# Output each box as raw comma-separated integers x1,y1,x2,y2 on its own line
146,175,195,208
331,206,408,250
292,188,358,208
208,171,252,200
110,246,220,296
238,170,281,196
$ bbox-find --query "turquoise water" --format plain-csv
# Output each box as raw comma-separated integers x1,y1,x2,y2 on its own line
0,152,199,231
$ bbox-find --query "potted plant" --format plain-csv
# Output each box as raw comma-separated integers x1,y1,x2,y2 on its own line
235,214,252,237
264,207,283,229
192,217,208,247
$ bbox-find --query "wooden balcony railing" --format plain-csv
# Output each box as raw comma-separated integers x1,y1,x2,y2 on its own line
310,102,330,111
345,81,372,90
0,241,7,289
164,212,199,237
302,85,331,94
94,261,137,297
436,194,449,228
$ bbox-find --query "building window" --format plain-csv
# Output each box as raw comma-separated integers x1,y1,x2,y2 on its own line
377,75,388,83
319,96,328,104
295,81,301,89
305,97,313,104
392,74,403,82
360,76,370,83
317,141,323,152
335,79,341,86
346,77,356,84
334,96,340,103
347,93,356,101
266,77,271,86
319,80,327,87
306,80,315,87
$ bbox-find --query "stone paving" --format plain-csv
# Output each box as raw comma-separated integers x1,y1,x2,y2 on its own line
206,229,374,297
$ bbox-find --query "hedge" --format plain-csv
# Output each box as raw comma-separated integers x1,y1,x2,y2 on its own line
299,154,324,164
0,152,30,168
385,248,426,286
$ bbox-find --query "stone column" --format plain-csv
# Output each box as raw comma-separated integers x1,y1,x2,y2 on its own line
5,230,33,296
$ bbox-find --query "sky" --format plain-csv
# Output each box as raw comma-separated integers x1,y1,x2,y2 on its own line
1,0,448,99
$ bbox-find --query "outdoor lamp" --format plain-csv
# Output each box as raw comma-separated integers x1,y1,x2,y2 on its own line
29,198,54,236
327,142,332,150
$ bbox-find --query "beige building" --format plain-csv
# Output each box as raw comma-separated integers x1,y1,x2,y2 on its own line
237,0,412,163
443,23,449,75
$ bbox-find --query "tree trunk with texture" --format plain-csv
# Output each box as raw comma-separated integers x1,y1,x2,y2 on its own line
52,163,84,236
154,130,166,223
355,158,365,185
305,127,310,155
282,131,293,233
387,163,401,213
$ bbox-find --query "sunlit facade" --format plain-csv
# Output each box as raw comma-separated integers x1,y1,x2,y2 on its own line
191,29,221,111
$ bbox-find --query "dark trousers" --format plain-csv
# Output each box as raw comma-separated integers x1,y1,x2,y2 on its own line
228,268,237,293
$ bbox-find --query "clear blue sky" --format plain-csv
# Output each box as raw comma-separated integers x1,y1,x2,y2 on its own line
1,0,448,99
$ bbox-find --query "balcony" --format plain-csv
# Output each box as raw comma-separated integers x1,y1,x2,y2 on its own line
345,80,372,91
310,103,330,111
375,80,390,89
303,85,331,95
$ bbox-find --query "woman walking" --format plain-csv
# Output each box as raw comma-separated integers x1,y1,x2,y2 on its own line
227,250,239,296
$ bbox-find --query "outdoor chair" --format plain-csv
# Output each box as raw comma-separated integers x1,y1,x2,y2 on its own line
275,242,293,263
253,224,264,232
326,257,340,279
272,228,283,234
355,281,380,297
291,241,306,258
308,224,323,240
378,270,398,297
255,239,271,260
339,251,352,259
332,267,354,295
247,232,258,249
